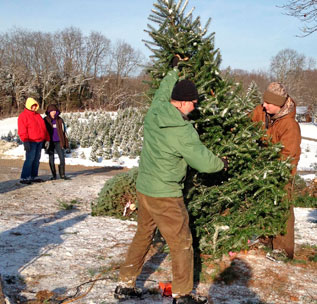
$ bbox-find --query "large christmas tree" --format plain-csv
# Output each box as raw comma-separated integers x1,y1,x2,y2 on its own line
143,0,292,258
94,0,292,259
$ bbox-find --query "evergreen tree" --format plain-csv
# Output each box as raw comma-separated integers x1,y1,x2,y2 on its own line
129,141,141,159
142,0,292,258
121,136,130,156
103,145,112,160
7,130,13,142
89,141,99,162
112,145,121,160
246,81,262,105
80,132,91,148
62,109,144,161
89,151,98,162
92,168,139,219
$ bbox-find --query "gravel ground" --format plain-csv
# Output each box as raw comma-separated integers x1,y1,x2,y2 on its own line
0,157,316,304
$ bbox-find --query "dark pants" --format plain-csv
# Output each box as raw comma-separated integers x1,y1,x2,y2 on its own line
48,142,65,167
119,191,194,296
21,142,43,179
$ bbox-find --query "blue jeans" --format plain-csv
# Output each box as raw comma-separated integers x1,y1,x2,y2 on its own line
21,142,43,180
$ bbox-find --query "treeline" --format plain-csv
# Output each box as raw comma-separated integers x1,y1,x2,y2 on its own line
224,48,317,109
0,27,148,116
0,27,316,117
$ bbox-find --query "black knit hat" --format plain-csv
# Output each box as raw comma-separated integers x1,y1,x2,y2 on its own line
171,79,199,101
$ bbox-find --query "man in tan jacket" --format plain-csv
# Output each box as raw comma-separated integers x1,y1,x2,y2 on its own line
251,82,301,258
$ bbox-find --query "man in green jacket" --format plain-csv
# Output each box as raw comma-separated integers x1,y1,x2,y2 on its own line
115,57,227,304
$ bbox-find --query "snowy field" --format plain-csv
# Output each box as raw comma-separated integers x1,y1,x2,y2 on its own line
0,116,316,304
0,115,139,169
0,116,317,179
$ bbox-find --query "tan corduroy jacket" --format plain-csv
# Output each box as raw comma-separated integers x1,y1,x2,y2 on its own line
251,103,301,175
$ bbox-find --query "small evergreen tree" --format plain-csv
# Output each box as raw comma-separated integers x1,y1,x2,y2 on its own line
7,130,13,142
92,167,139,219
89,141,99,162
103,146,112,160
112,145,121,160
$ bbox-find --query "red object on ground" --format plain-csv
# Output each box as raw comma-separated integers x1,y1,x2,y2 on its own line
159,282,172,296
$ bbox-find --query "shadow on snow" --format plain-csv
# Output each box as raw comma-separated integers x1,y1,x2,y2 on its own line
0,209,87,303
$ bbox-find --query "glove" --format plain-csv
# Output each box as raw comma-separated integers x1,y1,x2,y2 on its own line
171,55,181,68
171,54,189,71
221,156,229,171
44,141,50,150
23,141,31,152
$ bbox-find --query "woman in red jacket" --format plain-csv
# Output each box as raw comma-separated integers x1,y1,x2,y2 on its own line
18,97,50,184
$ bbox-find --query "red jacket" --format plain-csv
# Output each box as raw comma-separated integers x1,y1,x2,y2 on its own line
18,98,50,143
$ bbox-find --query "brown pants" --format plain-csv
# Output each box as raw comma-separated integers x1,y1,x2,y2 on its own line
119,191,194,295
273,205,295,258
272,181,295,259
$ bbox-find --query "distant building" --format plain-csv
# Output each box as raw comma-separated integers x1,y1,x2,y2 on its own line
296,106,315,123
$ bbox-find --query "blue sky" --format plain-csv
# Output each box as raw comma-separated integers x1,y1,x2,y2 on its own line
0,0,316,72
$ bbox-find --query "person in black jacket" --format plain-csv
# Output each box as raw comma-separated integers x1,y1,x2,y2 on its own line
44,104,70,180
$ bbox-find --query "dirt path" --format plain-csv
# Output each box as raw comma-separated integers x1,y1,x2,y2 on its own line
0,158,316,304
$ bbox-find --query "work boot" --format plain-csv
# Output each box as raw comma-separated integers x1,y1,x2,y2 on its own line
20,179,32,185
173,294,208,304
49,162,57,180
114,285,143,300
31,177,45,183
58,164,70,180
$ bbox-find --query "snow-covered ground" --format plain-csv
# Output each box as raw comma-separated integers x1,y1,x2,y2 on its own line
1,116,317,178
297,123,317,181
0,116,316,304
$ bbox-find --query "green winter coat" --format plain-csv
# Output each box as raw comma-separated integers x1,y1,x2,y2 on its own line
136,69,224,198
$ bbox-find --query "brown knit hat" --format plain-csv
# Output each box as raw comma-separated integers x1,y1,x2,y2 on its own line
263,82,288,106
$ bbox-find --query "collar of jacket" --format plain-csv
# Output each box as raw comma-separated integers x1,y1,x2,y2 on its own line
271,98,295,121
25,108,37,115
152,101,190,128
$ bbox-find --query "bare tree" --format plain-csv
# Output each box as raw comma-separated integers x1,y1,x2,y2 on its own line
301,69,317,109
84,31,111,77
280,0,317,36
55,27,85,76
2,29,30,70
26,31,61,109
270,48,316,105
0,30,35,111
0,27,147,115
0,35,5,67
0,28,63,110
222,67,271,95
270,48,306,83
110,40,144,87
